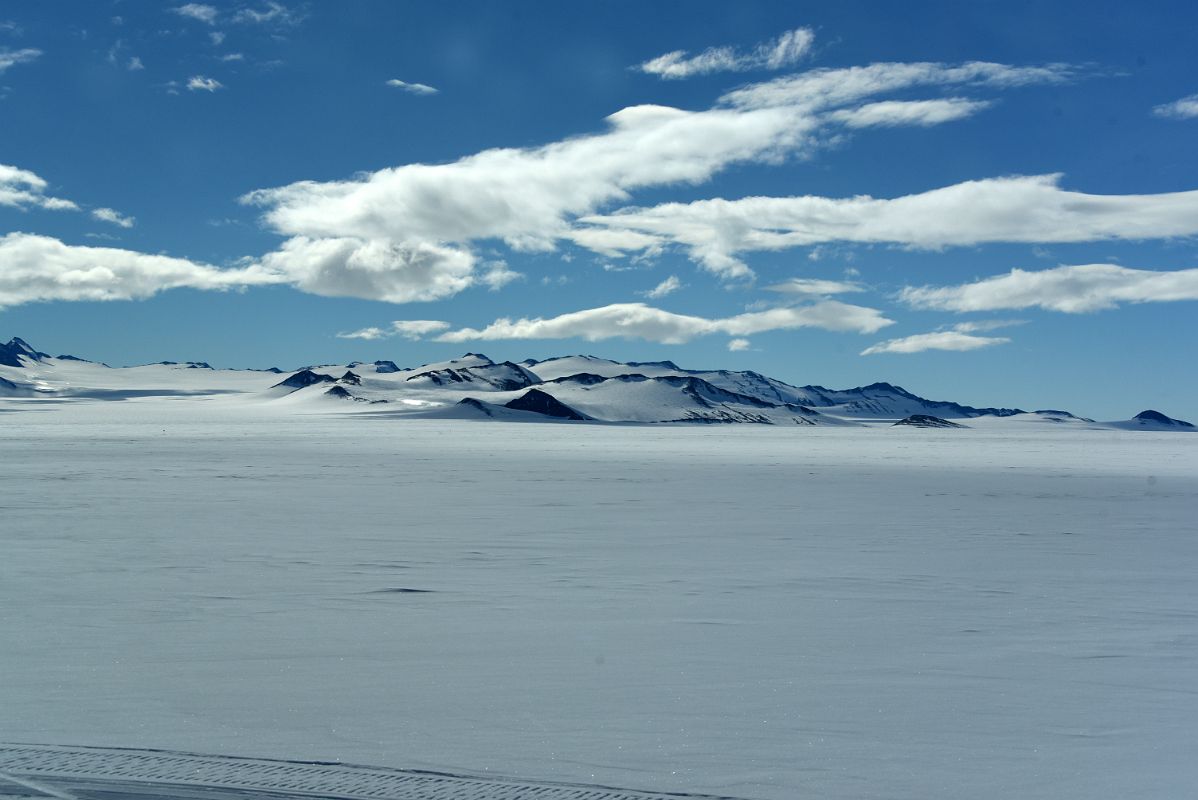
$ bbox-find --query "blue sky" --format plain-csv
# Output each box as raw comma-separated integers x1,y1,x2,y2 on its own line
1,0,1196,419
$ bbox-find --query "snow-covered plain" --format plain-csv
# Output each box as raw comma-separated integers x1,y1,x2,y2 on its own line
2,395,1196,800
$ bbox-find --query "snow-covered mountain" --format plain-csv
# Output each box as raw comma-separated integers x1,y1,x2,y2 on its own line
0,336,1192,430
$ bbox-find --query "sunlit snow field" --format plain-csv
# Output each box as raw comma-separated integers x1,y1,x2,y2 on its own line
2,402,1196,800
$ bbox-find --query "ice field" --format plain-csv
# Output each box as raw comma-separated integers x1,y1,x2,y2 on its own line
2,401,1196,799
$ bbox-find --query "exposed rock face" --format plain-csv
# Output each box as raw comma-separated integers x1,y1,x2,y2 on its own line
340,371,362,386
893,414,967,429
504,389,587,420
0,337,48,368
1133,410,1194,428
272,369,336,390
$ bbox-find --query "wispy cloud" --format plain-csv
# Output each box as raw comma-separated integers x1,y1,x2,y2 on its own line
127,56,144,71
481,260,522,290
727,338,752,351
0,163,78,211
825,98,992,128
91,207,136,228
233,2,305,26
172,3,219,24
861,330,1011,355
434,300,892,344
578,174,1198,279
900,264,1198,313
337,320,450,341
187,75,223,92
1153,93,1198,120
766,277,864,296
638,27,815,80
0,47,41,74
385,78,438,95
642,274,682,299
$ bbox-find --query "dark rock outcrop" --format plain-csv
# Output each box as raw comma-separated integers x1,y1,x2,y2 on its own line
272,369,336,390
504,389,587,420
894,414,967,429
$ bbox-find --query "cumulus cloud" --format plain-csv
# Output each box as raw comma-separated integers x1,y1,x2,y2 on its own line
727,338,752,351
0,163,78,211
861,330,1011,355
337,320,450,341
172,3,219,24
638,27,815,80
0,47,41,74
900,264,1198,313
766,277,864,295
386,78,438,95
187,75,223,91
91,207,135,228
642,274,682,299
1152,94,1198,120
256,236,476,303
435,300,892,344
481,260,522,290
240,59,1067,298
0,232,283,308
578,174,1198,276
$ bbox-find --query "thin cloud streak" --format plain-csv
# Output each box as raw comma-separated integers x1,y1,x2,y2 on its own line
638,27,815,79
434,300,893,344
900,264,1198,313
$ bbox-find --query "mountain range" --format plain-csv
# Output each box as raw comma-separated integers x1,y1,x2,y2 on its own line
1,337,1192,430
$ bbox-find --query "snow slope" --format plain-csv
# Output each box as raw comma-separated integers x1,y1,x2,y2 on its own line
0,337,1192,429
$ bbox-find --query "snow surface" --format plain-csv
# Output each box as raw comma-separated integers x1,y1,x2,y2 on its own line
2,397,1196,800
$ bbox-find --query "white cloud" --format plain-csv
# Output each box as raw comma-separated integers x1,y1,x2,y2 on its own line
91,207,136,228
255,236,476,303
336,327,387,341
861,330,1010,355
481,260,522,290
900,264,1198,313
187,75,223,92
0,163,78,211
638,27,815,80
0,232,283,308
127,56,144,71
1152,94,1198,120
240,59,1069,301
825,98,992,128
949,319,1026,333
642,274,682,299
386,78,438,95
0,47,41,74
720,61,1071,110
209,31,226,45
337,320,450,341
172,4,219,24
766,277,864,295
220,53,244,62
435,300,892,344
727,338,751,351
233,2,304,26
578,174,1198,276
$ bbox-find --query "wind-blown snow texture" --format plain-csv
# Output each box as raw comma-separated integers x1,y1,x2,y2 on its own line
1,399,1196,800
